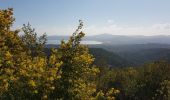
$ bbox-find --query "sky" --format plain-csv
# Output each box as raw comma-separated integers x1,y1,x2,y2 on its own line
1,0,170,36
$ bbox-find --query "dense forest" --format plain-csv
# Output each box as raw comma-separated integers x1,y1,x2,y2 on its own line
1,8,170,100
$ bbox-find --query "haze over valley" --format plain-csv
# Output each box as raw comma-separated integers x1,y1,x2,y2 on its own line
47,33,170,45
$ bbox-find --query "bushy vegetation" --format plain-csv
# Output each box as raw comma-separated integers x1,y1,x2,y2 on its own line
0,8,119,99
97,61,170,100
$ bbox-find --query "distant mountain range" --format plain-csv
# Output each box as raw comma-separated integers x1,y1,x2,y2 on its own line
47,34,170,67
47,33,170,44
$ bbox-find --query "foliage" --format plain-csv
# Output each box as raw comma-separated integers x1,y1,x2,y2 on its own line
97,61,170,100
21,23,47,57
51,20,100,99
0,8,62,99
0,8,119,99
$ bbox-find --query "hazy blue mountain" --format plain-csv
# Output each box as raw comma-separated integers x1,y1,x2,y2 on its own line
47,35,102,44
48,35,69,40
86,34,170,44
47,34,170,45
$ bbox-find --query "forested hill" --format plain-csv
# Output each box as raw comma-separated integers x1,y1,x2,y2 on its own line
89,48,131,67
45,47,130,67
45,44,170,67
116,48,170,66
89,44,170,66
89,47,168,67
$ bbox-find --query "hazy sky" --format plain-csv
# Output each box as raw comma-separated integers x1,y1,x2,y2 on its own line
1,0,170,36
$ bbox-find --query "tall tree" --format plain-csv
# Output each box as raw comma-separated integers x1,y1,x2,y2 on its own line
0,8,62,99
53,20,100,99
21,23,47,57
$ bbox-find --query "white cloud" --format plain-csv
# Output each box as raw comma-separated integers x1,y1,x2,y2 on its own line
107,19,115,24
83,23,170,36
15,22,170,36
152,23,170,30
